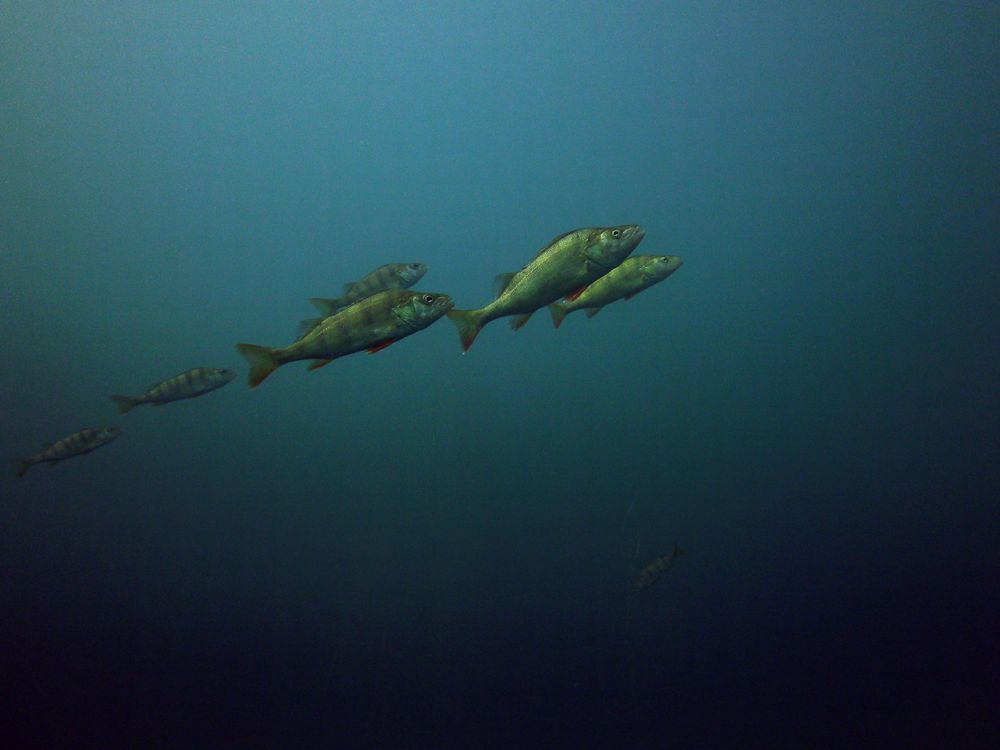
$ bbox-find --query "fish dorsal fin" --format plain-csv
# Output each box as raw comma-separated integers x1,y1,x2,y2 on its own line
493,272,516,299
367,339,397,354
533,228,577,260
296,318,324,340
584,306,603,318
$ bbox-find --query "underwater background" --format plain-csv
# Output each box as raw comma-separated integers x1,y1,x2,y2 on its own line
2,2,997,747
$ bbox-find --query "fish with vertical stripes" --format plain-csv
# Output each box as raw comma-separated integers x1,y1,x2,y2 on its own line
445,225,645,351
548,254,683,327
237,289,454,388
309,262,428,317
111,367,236,414
631,543,685,592
12,426,121,478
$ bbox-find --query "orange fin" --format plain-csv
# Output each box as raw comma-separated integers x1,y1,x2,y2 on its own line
308,358,333,371
564,286,587,302
367,339,397,354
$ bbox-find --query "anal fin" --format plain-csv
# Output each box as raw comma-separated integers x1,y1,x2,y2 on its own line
367,339,397,354
308,359,333,371
584,306,603,318
510,313,532,331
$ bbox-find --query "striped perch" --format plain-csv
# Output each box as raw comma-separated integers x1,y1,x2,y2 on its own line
111,367,236,414
309,262,428,318
12,426,121,478
238,289,453,388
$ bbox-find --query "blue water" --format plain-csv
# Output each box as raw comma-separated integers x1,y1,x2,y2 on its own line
2,3,998,747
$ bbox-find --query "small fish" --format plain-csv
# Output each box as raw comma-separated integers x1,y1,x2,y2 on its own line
111,367,236,414
549,254,683,327
12,426,121,479
446,225,645,351
309,262,428,317
631,543,685,592
237,289,454,388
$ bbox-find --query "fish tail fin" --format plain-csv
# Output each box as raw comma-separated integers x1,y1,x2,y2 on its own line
446,309,486,352
584,306,603,319
309,297,340,316
509,313,533,331
548,302,567,329
235,343,280,388
110,395,138,414
12,457,32,479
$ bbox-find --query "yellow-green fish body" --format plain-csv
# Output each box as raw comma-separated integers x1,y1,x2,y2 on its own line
13,426,121,478
446,225,645,351
549,254,683,327
237,289,454,387
111,367,236,414
309,262,428,317
631,543,685,592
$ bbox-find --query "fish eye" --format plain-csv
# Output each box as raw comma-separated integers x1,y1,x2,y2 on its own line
611,229,621,238
422,294,434,303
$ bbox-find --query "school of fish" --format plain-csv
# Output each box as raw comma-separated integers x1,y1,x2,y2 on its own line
12,224,686,587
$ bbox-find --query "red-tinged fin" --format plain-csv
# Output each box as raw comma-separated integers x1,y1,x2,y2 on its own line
367,339,397,354
564,286,586,302
235,343,280,388
12,457,32,479
308,358,333,371
110,395,138,415
509,313,532,331
548,303,567,329
446,309,484,352
584,306,603,319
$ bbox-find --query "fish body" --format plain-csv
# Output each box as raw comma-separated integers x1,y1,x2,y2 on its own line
549,254,683,327
111,367,236,414
12,426,121,478
631,543,685,592
446,225,645,351
237,289,454,387
309,262,428,317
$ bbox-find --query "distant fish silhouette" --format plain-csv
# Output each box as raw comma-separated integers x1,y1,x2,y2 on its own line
631,542,684,592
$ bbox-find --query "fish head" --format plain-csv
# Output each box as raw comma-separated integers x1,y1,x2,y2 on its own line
585,225,645,269
646,254,683,281
394,291,455,329
396,262,428,288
